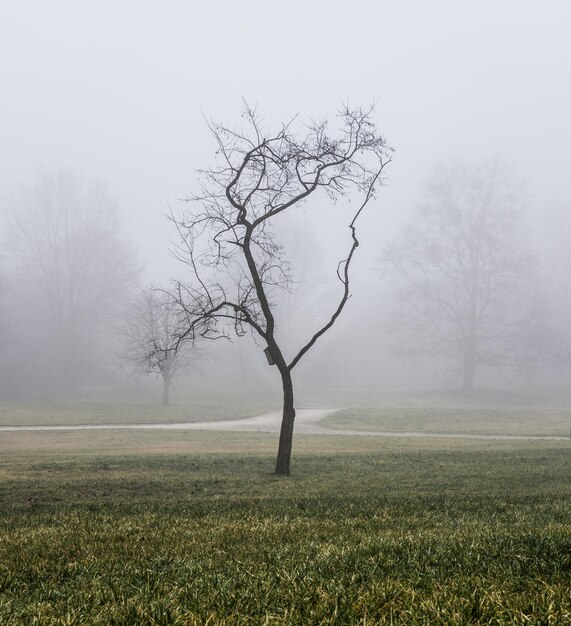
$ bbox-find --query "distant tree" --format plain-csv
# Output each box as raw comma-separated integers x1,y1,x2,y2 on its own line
536,207,571,368
1,172,138,393
380,158,546,392
166,104,391,475
121,287,199,405
272,222,331,348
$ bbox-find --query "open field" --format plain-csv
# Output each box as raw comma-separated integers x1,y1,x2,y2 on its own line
3,388,571,438
322,406,571,437
0,390,278,428
1,414,570,625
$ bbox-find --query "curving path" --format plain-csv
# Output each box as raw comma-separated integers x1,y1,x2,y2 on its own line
0,408,569,441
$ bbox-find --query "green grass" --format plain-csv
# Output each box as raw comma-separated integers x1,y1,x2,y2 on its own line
1,426,570,624
322,406,571,437
0,394,276,427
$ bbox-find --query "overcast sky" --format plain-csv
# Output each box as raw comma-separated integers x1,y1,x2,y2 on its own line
1,0,570,281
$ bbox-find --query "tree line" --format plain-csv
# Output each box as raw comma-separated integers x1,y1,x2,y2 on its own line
0,106,569,474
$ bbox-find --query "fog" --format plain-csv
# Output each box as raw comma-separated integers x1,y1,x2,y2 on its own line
1,0,570,403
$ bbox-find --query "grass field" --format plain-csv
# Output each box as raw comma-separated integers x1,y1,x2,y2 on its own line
322,406,571,437
0,390,278,428
1,402,570,625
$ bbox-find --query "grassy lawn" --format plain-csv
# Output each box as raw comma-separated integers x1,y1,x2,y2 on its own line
1,425,570,624
0,391,278,427
4,389,570,441
322,406,571,437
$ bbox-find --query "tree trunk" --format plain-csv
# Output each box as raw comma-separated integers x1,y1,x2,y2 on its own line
58,334,78,393
462,350,476,393
162,376,171,406
275,369,295,476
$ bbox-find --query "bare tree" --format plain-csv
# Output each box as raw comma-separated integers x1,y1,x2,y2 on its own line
380,158,546,392
121,287,199,405
536,207,571,368
167,104,391,475
1,172,138,394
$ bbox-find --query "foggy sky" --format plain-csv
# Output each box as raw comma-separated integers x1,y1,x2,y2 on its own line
1,0,570,281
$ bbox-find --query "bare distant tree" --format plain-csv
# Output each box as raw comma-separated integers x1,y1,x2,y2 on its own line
121,287,200,405
536,207,571,368
380,158,546,392
165,104,391,475
1,172,139,393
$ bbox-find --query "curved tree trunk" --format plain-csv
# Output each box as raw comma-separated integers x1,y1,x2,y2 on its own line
275,369,295,475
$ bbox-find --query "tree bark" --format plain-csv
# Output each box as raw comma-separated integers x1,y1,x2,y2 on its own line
162,376,171,406
275,369,295,475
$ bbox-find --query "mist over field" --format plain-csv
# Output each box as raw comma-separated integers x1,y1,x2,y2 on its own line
1,1,570,407
1,4,571,622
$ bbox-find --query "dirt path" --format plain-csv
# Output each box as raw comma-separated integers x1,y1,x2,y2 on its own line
0,409,331,433
0,408,569,441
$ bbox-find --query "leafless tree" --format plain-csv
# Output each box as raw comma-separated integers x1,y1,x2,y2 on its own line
536,207,571,368
167,104,391,475
380,158,546,392
121,287,200,405
1,172,139,394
